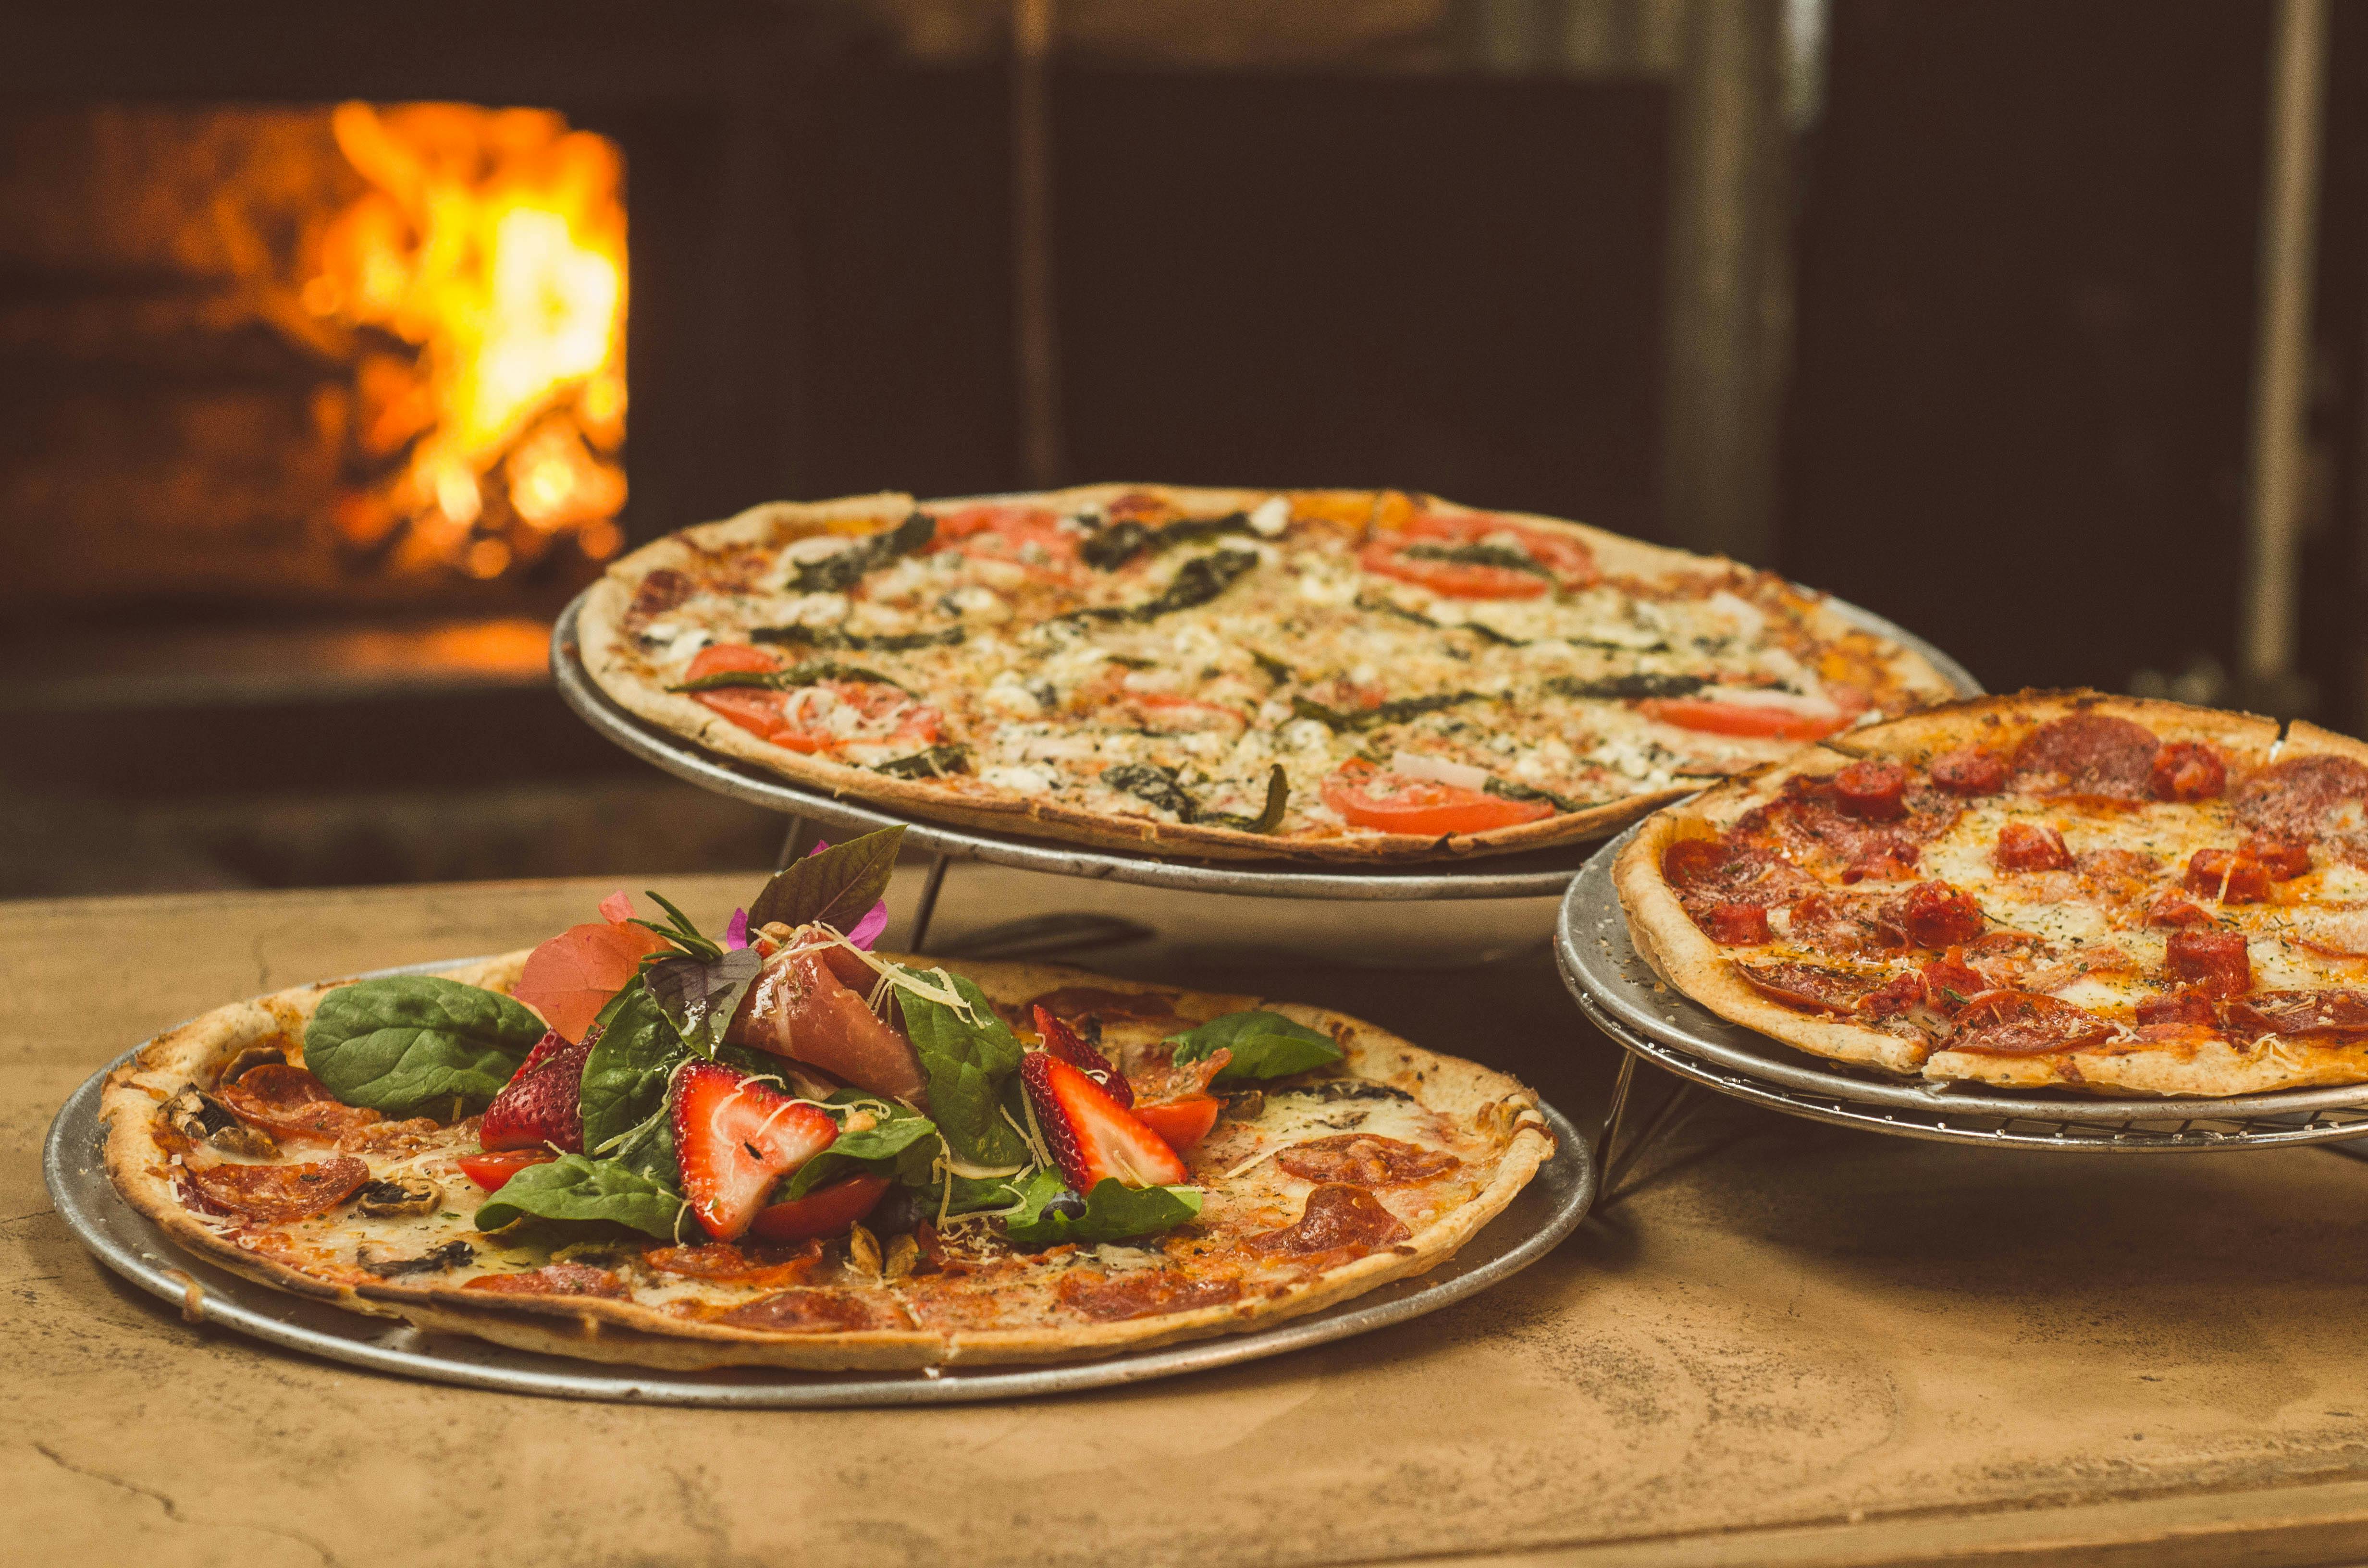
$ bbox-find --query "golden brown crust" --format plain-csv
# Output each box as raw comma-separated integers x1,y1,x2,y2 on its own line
576,483,1959,863
101,952,1554,1369
1616,690,2368,1098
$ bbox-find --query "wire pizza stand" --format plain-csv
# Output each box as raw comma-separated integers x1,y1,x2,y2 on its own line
1557,824,2368,1198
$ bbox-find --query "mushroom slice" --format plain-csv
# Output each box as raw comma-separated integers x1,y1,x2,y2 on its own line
353,1176,442,1218
163,1085,278,1157
220,1044,287,1085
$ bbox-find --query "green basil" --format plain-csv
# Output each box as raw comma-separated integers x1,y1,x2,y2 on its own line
1166,1009,1344,1083
303,976,546,1116
474,1154,683,1239
1003,1171,1202,1247
746,825,906,933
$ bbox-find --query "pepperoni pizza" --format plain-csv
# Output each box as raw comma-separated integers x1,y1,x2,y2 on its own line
1616,692,2368,1096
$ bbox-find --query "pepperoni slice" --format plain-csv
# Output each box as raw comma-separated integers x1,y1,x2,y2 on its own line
1056,1269,1243,1323
1840,841,1921,884
2166,929,2252,997
1783,892,1906,956
1944,992,2114,1055
2185,849,2270,904
2241,834,2313,880
184,1155,370,1223
1883,881,1986,948
1275,1134,1460,1187
2235,755,2368,840
1735,960,1871,1014
1854,970,1929,1019
1662,836,1813,913
715,1288,917,1332
2011,713,2161,800
626,567,694,625
2150,741,2226,801
1833,759,1908,821
2135,988,2220,1028
2146,892,2212,928
1928,747,2009,795
1995,821,2074,873
464,1262,629,1298
2223,990,2368,1039
1246,1183,1412,1257
215,1066,382,1142
1702,903,1771,944
642,1240,824,1287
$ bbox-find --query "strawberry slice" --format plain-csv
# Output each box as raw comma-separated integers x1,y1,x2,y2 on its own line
1032,1004,1131,1107
481,1029,592,1152
1021,1051,1189,1191
671,1060,839,1241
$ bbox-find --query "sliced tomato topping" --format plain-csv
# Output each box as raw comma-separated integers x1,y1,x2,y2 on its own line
922,503,1080,576
1637,695,1852,741
1133,1096,1221,1154
1357,540,1549,600
684,643,781,681
457,1149,557,1190
1319,759,1553,836
695,678,941,756
1357,509,1595,599
747,1174,892,1242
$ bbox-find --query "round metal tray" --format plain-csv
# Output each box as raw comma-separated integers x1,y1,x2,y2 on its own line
1557,827,2368,1150
45,961,1594,1406
549,590,1979,902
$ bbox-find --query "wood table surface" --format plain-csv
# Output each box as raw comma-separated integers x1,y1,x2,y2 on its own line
10,863,2368,1568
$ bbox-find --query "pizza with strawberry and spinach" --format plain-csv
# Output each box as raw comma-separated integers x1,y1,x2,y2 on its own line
576,483,1961,862
1616,691,2368,1097
100,833,1554,1369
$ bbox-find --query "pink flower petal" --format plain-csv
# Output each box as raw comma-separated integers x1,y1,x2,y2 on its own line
847,900,889,951
806,839,832,857
724,907,750,950
598,890,635,924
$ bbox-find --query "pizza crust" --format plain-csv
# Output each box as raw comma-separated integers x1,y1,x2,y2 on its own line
575,483,1960,863
1616,690,2368,1099
100,954,1554,1370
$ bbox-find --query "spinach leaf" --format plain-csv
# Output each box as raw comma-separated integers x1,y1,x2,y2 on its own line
787,510,935,593
1003,1171,1202,1247
896,971,1028,1171
1400,540,1552,576
1166,1009,1344,1084
779,1092,940,1200
752,624,964,653
1202,764,1288,834
1544,673,1706,700
1069,548,1259,624
304,976,546,1116
644,946,763,1057
1080,511,1253,571
1290,690,1489,733
576,981,683,1157
1485,776,1585,813
873,744,971,779
672,658,908,696
474,1154,683,1239
746,825,906,933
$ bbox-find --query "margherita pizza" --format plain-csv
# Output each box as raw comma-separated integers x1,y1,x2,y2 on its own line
577,484,1961,861
99,835,1553,1370
1617,691,2368,1097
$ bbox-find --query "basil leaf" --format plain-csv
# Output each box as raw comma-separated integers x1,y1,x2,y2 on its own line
896,972,1027,1170
779,1092,940,1200
644,946,763,1057
1166,1009,1344,1083
304,977,546,1116
1003,1172,1202,1246
474,1154,683,1239
746,825,906,933
576,982,683,1156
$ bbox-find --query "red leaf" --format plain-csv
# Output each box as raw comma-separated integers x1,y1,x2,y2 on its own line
514,921,672,1041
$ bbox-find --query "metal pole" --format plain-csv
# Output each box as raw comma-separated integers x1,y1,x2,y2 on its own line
2238,0,2330,713
907,854,952,953
1012,0,1063,489
772,815,809,873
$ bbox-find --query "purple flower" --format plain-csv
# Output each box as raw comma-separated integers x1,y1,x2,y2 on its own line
723,907,750,950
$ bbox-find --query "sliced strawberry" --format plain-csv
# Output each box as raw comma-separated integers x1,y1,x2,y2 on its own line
1032,1004,1131,1107
671,1060,839,1241
749,1173,892,1242
1022,1051,1190,1191
481,1029,592,1152
1134,1095,1220,1154
457,1148,557,1189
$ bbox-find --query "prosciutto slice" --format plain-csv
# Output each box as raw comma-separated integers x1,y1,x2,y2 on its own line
727,940,927,1103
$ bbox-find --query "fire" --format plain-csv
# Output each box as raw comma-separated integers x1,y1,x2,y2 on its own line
308,103,627,579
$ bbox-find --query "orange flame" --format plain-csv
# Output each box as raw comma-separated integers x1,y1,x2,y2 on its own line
308,103,627,576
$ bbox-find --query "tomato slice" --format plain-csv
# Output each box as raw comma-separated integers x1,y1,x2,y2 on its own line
1637,696,1851,741
458,1149,557,1190
1135,1096,1221,1153
1359,509,1597,600
922,503,1080,575
684,643,781,682
1357,541,1548,600
1319,759,1554,836
747,1174,892,1242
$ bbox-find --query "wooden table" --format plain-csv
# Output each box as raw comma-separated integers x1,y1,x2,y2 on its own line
11,865,2368,1568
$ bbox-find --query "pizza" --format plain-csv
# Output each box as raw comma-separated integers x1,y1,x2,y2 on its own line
98,836,1553,1370
577,483,1961,862
1616,691,2368,1097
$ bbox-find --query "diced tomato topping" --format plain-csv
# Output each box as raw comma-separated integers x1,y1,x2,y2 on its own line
1133,1096,1221,1153
2186,848,2271,904
684,643,782,681
457,1149,557,1190
1994,821,2074,873
747,1174,893,1242
1319,759,1554,836
1636,696,1852,741
2149,741,2227,802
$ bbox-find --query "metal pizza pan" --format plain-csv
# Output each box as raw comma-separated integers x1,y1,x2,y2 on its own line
1558,826,2368,1139
46,959,1594,1407
549,589,1979,902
